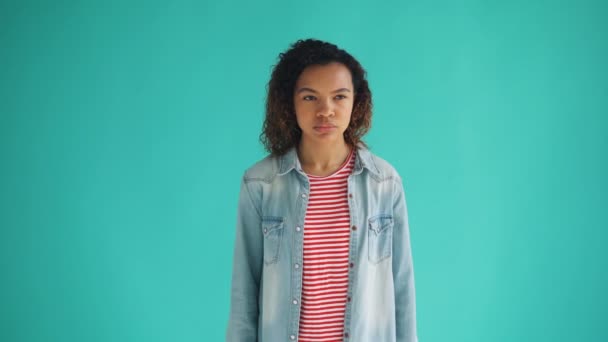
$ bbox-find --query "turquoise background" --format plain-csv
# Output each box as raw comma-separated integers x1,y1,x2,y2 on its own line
1,0,607,341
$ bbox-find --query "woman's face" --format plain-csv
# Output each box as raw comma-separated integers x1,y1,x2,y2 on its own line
293,62,354,146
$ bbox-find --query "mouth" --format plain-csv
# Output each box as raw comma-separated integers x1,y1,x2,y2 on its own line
314,124,337,133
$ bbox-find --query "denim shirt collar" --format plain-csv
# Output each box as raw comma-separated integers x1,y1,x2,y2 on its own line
277,143,379,176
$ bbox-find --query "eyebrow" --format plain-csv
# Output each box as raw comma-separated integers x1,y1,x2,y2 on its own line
296,87,351,94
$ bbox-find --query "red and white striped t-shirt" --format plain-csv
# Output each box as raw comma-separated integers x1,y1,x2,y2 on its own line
298,148,355,342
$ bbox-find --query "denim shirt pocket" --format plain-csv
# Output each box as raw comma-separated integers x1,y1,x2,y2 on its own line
262,216,284,265
368,214,394,264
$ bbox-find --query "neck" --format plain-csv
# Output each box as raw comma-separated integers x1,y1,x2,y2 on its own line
297,138,352,176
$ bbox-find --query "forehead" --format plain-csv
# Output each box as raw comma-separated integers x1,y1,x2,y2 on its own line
295,62,353,90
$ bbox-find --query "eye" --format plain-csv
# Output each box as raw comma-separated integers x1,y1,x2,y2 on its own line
303,95,316,101
335,94,347,100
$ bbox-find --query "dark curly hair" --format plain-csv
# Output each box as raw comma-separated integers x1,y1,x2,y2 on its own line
260,38,373,156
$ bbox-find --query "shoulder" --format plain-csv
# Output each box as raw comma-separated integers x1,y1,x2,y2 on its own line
364,148,403,184
242,154,279,184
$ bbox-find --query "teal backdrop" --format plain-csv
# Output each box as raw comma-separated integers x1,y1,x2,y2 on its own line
1,0,607,341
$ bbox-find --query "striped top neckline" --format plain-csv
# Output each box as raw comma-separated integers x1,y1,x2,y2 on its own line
304,147,355,179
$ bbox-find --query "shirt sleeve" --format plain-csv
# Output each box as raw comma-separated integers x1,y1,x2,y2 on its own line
392,177,419,342
226,176,263,342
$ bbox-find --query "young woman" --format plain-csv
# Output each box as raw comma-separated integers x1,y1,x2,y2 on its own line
227,39,418,342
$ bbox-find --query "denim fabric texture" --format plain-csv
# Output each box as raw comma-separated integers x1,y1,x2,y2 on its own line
227,144,418,342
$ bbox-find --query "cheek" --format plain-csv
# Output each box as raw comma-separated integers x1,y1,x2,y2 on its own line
293,102,303,117
294,103,313,118
293,105,310,127
340,99,354,110
339,102,354,118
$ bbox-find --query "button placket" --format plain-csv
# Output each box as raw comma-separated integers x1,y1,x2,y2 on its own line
290,178,308,342
344,178,355,340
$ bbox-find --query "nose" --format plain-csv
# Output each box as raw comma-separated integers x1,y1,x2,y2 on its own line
316,98,335,117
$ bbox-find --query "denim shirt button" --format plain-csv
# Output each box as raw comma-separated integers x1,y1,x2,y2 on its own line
294,263,300,269
344,332,349,338
350,262,354,268
301,193,307,198
351,225,357,231
296,226,301,232
292,299,298,305
290,335,296,340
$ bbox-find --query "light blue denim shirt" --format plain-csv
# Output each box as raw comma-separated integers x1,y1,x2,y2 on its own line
226,145,418,342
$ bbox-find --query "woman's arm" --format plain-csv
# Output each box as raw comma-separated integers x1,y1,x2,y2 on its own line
392,177,419,342
226,177,263,342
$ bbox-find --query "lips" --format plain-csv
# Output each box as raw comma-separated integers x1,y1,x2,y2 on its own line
313,124,337,133
314,124,336,129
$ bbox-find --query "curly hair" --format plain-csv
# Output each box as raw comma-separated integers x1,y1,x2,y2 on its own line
260,38,373,156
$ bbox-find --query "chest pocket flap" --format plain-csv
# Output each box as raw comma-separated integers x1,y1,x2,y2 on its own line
368,214,393,264
262,217,284,265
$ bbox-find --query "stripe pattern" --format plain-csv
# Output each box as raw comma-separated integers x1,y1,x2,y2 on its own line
298,148,355,342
